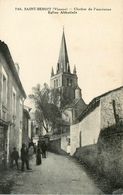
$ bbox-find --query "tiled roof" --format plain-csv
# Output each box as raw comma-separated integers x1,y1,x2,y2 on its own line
64,97,87,109
78,86,123,122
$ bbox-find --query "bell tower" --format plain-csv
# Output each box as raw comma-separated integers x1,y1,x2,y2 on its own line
50,29,80,107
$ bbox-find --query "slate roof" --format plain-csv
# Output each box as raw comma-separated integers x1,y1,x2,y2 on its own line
57,29,69,73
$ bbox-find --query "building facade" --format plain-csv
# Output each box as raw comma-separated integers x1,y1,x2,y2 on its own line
22,106,32,146
0,41,26,166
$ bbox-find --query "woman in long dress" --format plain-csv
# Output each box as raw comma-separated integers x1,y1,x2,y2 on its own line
36,145,42,165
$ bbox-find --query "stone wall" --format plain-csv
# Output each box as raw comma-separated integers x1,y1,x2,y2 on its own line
49,138,61,153
70,87,123,156
49,138,67,155
62,73,77,88
74,125,123,192
100,88,123,129
50,73,63,88
74,144,98,170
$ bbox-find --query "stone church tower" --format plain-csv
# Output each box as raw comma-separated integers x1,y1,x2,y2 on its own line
50,29,82,107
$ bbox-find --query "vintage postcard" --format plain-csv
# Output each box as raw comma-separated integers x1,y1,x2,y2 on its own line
0,0,123,194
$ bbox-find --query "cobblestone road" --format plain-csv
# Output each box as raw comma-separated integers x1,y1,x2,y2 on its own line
11,152,104,194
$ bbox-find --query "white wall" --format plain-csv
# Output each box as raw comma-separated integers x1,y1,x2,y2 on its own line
70,123,80,155
70,87,123,156
80,105,100,147
61,135,68,152
28,120,32,139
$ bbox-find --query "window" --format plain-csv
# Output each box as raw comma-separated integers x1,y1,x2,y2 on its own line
36,127,38,135
19,99,23,128
2,67,8,106
12,87,16,116
54,80,55,88
67,78,72,86
70,79,72,86
54,79,59,88
3,75,6,102
56,79,58,87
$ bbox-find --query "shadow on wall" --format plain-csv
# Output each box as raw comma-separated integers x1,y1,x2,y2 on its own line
48,138,67,155
74,123,123,193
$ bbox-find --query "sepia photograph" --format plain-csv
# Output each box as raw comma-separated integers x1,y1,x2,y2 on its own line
0,0,123,194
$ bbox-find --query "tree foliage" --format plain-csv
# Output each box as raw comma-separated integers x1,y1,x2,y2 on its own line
29,83,61,133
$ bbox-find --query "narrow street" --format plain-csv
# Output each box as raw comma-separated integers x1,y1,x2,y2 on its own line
10,152,104,194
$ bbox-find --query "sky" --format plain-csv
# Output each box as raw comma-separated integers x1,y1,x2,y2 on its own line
0,0,123,106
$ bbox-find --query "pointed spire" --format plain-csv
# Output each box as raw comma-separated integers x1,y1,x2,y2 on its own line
73,65,77,74
67,63,71,73
56,63,59,74
63,25,64,32
51,67,54,77
57,28,69,73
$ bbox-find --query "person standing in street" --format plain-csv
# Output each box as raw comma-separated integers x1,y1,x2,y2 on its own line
28,145,34,160
11,147,19,169
41,141,47,158
29,138,34,148
36,143,42,165
21,143,31,171
67,143,71,155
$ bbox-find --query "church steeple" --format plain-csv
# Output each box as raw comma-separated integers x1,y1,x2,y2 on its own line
73,65,77,74
67,63,71,73
57,28,69,73
50,29,79,107
51,67,54,77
